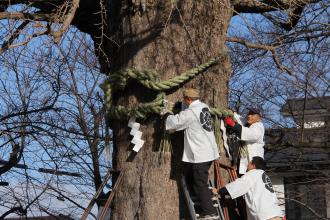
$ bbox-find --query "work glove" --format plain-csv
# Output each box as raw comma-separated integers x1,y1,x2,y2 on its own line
160,100,174,116
224,116,236,127
224,116,242,137
219,187,231,200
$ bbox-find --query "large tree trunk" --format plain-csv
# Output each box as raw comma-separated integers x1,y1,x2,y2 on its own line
101,1,233,219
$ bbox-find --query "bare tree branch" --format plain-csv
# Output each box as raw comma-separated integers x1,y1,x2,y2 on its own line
0,12,53,20
231,0,275,13
226,37,293,74
262,5,305,31
0,142,23,175
50,0,80,43
1,20,30,50
0,206,26,219
231,0,322,14
285,198,329,220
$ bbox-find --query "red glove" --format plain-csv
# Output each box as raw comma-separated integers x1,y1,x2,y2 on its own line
224,116,235,127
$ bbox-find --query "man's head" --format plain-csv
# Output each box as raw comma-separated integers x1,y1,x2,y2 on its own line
246,106,262,125
247,156,266,171
183,88,199,106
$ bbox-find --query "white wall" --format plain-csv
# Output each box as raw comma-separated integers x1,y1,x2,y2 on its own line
270,175,286,215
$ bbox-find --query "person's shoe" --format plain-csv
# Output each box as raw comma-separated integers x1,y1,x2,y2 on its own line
197,213,219,220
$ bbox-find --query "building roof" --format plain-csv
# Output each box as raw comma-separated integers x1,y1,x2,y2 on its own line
281,96,330,118
265,128,330,172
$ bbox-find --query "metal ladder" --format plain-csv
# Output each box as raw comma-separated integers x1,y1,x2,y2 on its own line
208,179,225,220
180,176,225,220
80,169,124,220
180,176,198,220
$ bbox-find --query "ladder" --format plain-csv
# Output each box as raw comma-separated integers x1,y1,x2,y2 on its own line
214,160,246,220
180,176,225,220
208,179,225,220
180,176,198,220
81,169,124,220
214,161,232,220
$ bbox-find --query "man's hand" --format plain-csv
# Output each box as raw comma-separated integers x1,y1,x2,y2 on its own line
160,109,173,116
224,116,242,137
160,100,174,116
172,101,182,114
211,187,218,195
161,112,173,119
224,116,236,127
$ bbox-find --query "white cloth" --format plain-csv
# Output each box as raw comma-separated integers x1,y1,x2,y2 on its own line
233,112,246,125
233,114,265,174
226,169,284,220
241,121,265,159
220,120,231,159
165,100,219,163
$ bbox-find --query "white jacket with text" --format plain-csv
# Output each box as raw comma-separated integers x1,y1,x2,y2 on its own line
234,113,265,174
165,100,219,163
226,169,284,220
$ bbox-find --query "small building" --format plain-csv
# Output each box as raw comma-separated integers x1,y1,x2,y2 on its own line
265,97,330,220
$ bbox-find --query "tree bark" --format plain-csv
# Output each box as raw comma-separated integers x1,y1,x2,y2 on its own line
101,1,233,219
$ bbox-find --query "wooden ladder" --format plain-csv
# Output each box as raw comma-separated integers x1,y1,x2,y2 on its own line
214,160,246,220
80,169,124,220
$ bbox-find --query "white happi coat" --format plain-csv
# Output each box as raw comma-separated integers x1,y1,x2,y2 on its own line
165,100,219,163
226,169,284,220
234,113,265,174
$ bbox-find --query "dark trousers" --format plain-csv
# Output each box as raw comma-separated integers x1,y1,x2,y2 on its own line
183,161,216,215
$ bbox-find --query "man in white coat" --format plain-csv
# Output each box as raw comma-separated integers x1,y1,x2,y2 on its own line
224,107,265,174
218,157,284,220
166,88,220,220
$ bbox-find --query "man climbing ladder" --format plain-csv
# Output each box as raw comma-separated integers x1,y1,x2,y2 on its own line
165,88,220,220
